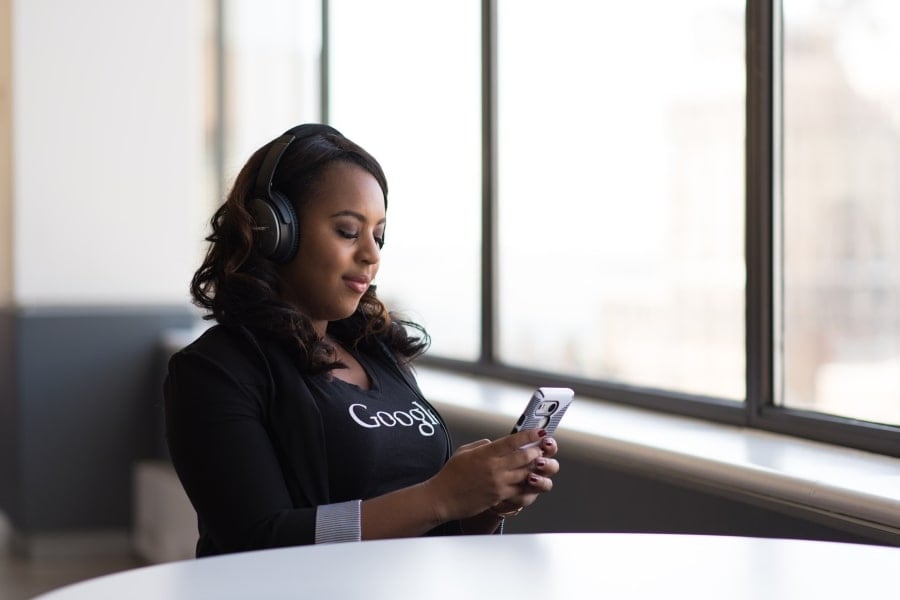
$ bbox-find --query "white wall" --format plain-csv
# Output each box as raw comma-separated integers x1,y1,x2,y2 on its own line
12,0,207,306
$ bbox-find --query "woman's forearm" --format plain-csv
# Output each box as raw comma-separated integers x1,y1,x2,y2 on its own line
360,482,445,540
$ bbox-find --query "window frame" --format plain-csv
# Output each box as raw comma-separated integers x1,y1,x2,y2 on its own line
746,0,899,456
312,0,899,456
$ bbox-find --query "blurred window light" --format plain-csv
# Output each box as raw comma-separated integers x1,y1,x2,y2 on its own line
781,0,900,426
495,0,746,400
328,0,482,360
222,0,322,182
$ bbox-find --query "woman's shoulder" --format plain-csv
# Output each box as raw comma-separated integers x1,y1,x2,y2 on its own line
179,323,254,356
170,323,278,382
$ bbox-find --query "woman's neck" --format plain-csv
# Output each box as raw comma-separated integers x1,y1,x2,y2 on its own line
312,320,328,340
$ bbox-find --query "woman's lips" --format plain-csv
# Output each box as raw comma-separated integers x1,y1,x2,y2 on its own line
343,277,369,294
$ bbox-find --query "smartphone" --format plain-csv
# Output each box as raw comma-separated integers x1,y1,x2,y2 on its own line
511,387,574,447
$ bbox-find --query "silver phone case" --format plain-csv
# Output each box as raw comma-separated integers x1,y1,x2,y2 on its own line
511,387,574,438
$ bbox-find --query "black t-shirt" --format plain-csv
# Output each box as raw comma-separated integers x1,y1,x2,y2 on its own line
164,324,461,556
307,348,450,501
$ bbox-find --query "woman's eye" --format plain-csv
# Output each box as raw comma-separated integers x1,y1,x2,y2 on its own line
337,227,383,248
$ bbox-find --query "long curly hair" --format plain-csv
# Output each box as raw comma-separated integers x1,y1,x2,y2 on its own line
191,124,429,374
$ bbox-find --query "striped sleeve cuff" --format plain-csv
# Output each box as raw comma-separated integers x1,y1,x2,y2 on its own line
315,499,362,544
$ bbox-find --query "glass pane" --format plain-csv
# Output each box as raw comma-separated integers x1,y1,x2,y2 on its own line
223,0,322,176
781,0,900,426
329,0,481,360
496,0,746,400
198,0,225,255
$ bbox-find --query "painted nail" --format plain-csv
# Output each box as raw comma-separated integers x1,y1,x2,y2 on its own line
528,473,540,484
535,458,548,468
537,428,547,438
542,437,555,447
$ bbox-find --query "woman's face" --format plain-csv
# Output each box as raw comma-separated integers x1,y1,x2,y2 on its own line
278,161,386,335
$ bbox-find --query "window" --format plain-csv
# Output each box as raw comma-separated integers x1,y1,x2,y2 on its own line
218,0,900,456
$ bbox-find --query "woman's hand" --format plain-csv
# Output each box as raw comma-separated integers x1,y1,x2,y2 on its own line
490,434,559,516
423,428,561,524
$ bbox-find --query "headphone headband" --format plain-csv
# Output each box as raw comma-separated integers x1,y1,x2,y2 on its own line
252,124,344,206
252,134,296,225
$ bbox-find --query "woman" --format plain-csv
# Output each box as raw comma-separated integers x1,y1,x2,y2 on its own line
164,124,560,557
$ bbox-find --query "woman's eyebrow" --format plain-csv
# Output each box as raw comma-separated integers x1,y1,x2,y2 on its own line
329,209,386,225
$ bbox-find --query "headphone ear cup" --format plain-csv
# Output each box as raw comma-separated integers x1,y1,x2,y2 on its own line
249,192,299,264
270,191,300,263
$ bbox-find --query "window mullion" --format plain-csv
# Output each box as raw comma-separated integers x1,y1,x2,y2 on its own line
320,0,330,124
746,0,776,425
480,0,498,365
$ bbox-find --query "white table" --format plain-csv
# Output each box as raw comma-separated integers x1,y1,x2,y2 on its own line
34,533,900,599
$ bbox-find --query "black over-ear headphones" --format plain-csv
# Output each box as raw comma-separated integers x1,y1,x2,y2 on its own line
248,124,343,264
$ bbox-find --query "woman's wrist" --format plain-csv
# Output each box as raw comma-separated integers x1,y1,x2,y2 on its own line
417,478,450,526
488,500,525,519
488,503,524,519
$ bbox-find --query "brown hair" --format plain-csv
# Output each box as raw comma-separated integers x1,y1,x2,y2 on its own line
190,124,429,373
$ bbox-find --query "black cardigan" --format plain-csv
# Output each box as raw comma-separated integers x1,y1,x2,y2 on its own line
163,324,456,557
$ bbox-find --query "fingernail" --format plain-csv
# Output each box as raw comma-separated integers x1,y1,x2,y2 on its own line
535,458,547,467
537,429,547,438
542,437,555,447
528,473,540,484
